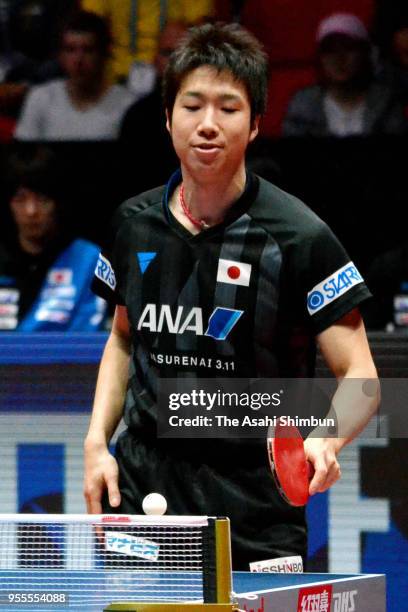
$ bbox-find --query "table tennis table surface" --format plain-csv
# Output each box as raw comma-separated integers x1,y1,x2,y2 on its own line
0,570,386,611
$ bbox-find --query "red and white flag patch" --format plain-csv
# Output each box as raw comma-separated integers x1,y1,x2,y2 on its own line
47,268,73,286
216,258,251,286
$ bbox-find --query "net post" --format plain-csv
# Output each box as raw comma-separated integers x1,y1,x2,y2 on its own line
215,518,232,604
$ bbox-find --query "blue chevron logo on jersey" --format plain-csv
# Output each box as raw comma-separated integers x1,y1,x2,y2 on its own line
137,252,157,274
205,307,243,341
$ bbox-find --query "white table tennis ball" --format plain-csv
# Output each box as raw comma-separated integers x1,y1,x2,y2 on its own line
142,493,167,515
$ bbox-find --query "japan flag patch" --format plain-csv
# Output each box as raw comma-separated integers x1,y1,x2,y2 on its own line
216,258,252,286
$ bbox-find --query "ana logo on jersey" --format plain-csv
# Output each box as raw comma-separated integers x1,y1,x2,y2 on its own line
307,262,363,315
217,258,252,286
137,304,243,341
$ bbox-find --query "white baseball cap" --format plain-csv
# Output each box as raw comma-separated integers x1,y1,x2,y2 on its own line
317,13,369,44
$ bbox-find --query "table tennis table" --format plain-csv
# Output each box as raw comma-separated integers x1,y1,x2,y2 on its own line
0,570,385,611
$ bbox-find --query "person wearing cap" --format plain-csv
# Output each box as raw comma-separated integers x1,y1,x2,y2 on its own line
283,13,407,137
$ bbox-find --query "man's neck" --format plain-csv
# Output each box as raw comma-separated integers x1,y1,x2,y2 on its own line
18,235,45,256
66,78,107,108
327,84,366,109
18,227,60,256
171,164,247,232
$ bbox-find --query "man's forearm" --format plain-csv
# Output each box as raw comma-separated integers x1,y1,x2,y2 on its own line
85,330,131,447
314,368,380,452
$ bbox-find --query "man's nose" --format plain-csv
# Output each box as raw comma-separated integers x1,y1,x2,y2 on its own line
24,199,40,215
197,107,219,137
71,50,85,65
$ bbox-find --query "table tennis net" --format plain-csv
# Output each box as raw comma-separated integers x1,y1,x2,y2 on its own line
0,514,221,605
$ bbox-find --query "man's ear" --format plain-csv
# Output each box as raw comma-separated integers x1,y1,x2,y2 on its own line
165,108,171,133
249,115,260,143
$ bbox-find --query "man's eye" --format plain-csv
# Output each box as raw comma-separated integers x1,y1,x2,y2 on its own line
222,108,237,114
184,105,200,111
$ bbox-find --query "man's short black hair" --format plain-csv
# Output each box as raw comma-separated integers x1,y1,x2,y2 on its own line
61,10,111,56
162,22,268,124
6,145,61,202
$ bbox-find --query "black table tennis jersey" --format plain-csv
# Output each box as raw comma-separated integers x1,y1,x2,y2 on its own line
92,171,371,567
94,171,370,421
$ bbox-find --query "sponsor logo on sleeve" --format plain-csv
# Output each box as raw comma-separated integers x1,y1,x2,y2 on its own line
95,253,116,290
217,258,252,286
307,262,364,315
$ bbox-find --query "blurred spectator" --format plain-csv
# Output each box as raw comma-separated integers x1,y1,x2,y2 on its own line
81,0,214,98
378,21,408,110
217,0,375,138
373,0,408,52
119,20,187,190
214,0,246,23
283,13,407,137
14,10,135,141
362,242,408,330
0,145,106,331
0,1,74,133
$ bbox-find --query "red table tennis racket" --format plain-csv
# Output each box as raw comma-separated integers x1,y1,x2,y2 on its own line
267,419,314,507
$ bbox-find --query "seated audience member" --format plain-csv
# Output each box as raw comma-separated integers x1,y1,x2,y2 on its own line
81,0,213,97
0,146,106,331
0,1,68,117
362,242,408,330
379,21,408,110
14,11,135,141
283,13,407,137
119,21,187,190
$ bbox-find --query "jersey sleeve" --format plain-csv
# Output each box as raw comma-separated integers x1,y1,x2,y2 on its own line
293,221,371,335
91,209,128,305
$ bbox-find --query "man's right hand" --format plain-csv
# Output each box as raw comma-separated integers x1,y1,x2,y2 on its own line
83,440,121,514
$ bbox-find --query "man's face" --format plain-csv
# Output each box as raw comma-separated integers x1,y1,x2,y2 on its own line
59,31,104,85
166,66,258,180
319,35,367,84
10,188,57,243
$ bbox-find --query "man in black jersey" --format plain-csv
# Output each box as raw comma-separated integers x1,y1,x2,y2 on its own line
85,23,379,569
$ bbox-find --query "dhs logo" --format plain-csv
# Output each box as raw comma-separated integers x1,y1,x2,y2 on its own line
307,263,363,315
333,590,358,612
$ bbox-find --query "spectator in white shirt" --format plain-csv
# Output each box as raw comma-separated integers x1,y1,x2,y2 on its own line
15,10,135,141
